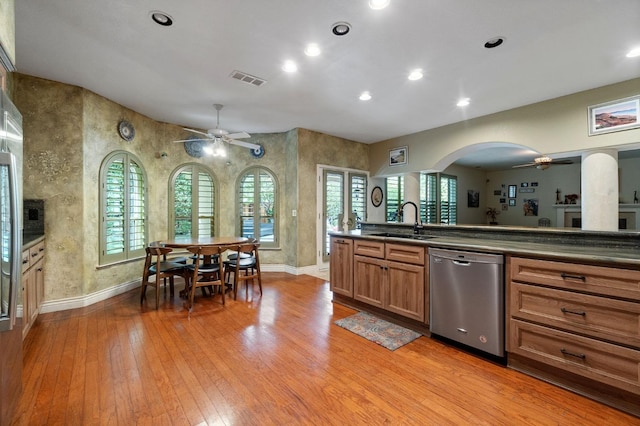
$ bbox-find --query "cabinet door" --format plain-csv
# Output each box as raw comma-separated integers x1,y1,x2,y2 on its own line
354,255,385,308
35,260,45,312
386,261,425,322
330,237,353,297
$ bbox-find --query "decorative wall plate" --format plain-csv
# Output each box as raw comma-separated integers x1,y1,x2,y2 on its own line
118,120,135,141
371,186,383,207
184,138,206,158
250,144,265,158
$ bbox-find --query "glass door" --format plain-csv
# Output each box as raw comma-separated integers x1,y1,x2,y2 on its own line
322,170,367,263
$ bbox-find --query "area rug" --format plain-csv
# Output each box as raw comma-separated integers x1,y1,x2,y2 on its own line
334,311,421,351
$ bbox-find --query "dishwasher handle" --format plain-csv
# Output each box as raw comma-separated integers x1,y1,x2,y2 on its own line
452,260,471,266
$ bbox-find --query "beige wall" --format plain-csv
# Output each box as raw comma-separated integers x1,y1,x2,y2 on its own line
14,74,368,301
370,78,640,176
0,0,15,67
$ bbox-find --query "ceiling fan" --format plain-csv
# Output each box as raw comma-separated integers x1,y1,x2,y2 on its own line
173,104,264,158
512,155,573,170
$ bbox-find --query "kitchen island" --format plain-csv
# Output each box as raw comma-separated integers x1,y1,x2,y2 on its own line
329,223,640,417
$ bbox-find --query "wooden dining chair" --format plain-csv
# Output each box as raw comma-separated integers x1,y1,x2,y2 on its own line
141,246,188,309
184,245,229,310
225,242,262,300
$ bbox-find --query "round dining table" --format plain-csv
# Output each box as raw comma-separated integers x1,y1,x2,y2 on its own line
161,236,248,249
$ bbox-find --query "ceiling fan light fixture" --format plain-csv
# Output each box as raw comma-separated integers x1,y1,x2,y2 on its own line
534,155,552,164
211,138,227,157
408,69,423,81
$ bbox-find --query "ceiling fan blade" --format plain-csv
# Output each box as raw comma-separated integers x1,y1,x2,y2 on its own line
173,138,211,143
512,163,536,168
227,139,261,150
183,128,211,137
551,159,573,165
226,131,251,139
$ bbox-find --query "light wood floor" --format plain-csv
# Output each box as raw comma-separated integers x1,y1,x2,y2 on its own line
12,273,639,425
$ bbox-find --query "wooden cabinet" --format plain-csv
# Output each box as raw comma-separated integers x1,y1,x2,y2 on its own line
329,237,353,297
21,239,45,338
509,256,640,407
352,240,426,322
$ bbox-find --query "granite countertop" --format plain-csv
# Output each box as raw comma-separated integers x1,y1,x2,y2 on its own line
23,232,45,249
332,229,640,267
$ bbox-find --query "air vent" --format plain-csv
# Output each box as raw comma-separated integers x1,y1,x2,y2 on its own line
229,70,267,87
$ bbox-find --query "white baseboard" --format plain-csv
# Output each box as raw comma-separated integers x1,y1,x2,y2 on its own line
39,263,329,314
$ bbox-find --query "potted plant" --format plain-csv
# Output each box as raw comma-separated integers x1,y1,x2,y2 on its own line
486,207,500,225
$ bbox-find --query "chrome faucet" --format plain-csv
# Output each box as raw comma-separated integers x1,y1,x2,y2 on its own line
399,201,423,234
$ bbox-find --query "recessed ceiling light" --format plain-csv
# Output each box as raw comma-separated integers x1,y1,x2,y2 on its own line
627,47,640,58
457,98,470,107
359,91,372,101
484,36,505,49
150,11,173,26
282,60,298,73
331,22,352,36
369,0,390,10
304,43,321,57
408,69,423,81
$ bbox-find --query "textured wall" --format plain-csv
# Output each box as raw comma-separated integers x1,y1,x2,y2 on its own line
14,74,368,301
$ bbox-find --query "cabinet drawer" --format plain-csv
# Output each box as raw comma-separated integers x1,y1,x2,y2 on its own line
385,243,425,266
511,257,640,301
30,241,45,265
354,240,385,259
511,282,640,348
510,319,640,395
21,249,30,273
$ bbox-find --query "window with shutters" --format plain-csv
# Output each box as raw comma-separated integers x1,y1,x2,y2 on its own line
385,176,404,222
420,173,457,224
99,151,147,264
237,167,277,247
169,164,217,239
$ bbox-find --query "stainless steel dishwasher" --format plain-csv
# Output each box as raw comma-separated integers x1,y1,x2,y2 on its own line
429,248,505,357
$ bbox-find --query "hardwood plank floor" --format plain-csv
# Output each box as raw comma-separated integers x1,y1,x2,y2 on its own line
12,273,639,425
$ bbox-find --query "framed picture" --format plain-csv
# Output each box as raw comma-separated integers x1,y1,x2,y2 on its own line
467,190,480,207
508,185,517,198
523,199,539,216
530,182,538,187
520,182,528,187
499,198,506,203
588,95,640,136
508,199,516,206
389,146,408,166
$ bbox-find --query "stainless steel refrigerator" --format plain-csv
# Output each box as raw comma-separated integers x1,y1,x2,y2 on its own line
0,89,23,425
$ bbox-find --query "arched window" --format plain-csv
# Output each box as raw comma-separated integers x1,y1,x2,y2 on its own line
237,167,277,247
169,164,217,238
99,151,147,264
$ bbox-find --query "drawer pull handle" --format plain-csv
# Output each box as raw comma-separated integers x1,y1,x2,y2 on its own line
560,348,586,360
31,253,38,258
560,307,586,316
22,259,28,264
560,273,586,282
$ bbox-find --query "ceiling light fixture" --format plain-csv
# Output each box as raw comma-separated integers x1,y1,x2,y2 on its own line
627,47,640,58
359,91,372,101
150,11,173,26
484,36,505,49
408,69,423,81
369,0,390,10
457,98,470,107
304,43,321,57
331,22,352,36
208,138,227,157
282,60,298,72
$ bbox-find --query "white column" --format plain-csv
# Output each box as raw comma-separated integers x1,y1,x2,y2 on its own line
403,172,420,223
581,149,618,231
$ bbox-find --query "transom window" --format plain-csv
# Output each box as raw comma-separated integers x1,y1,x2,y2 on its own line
237,167,277,247
169,164,217,238
99,151,147,264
